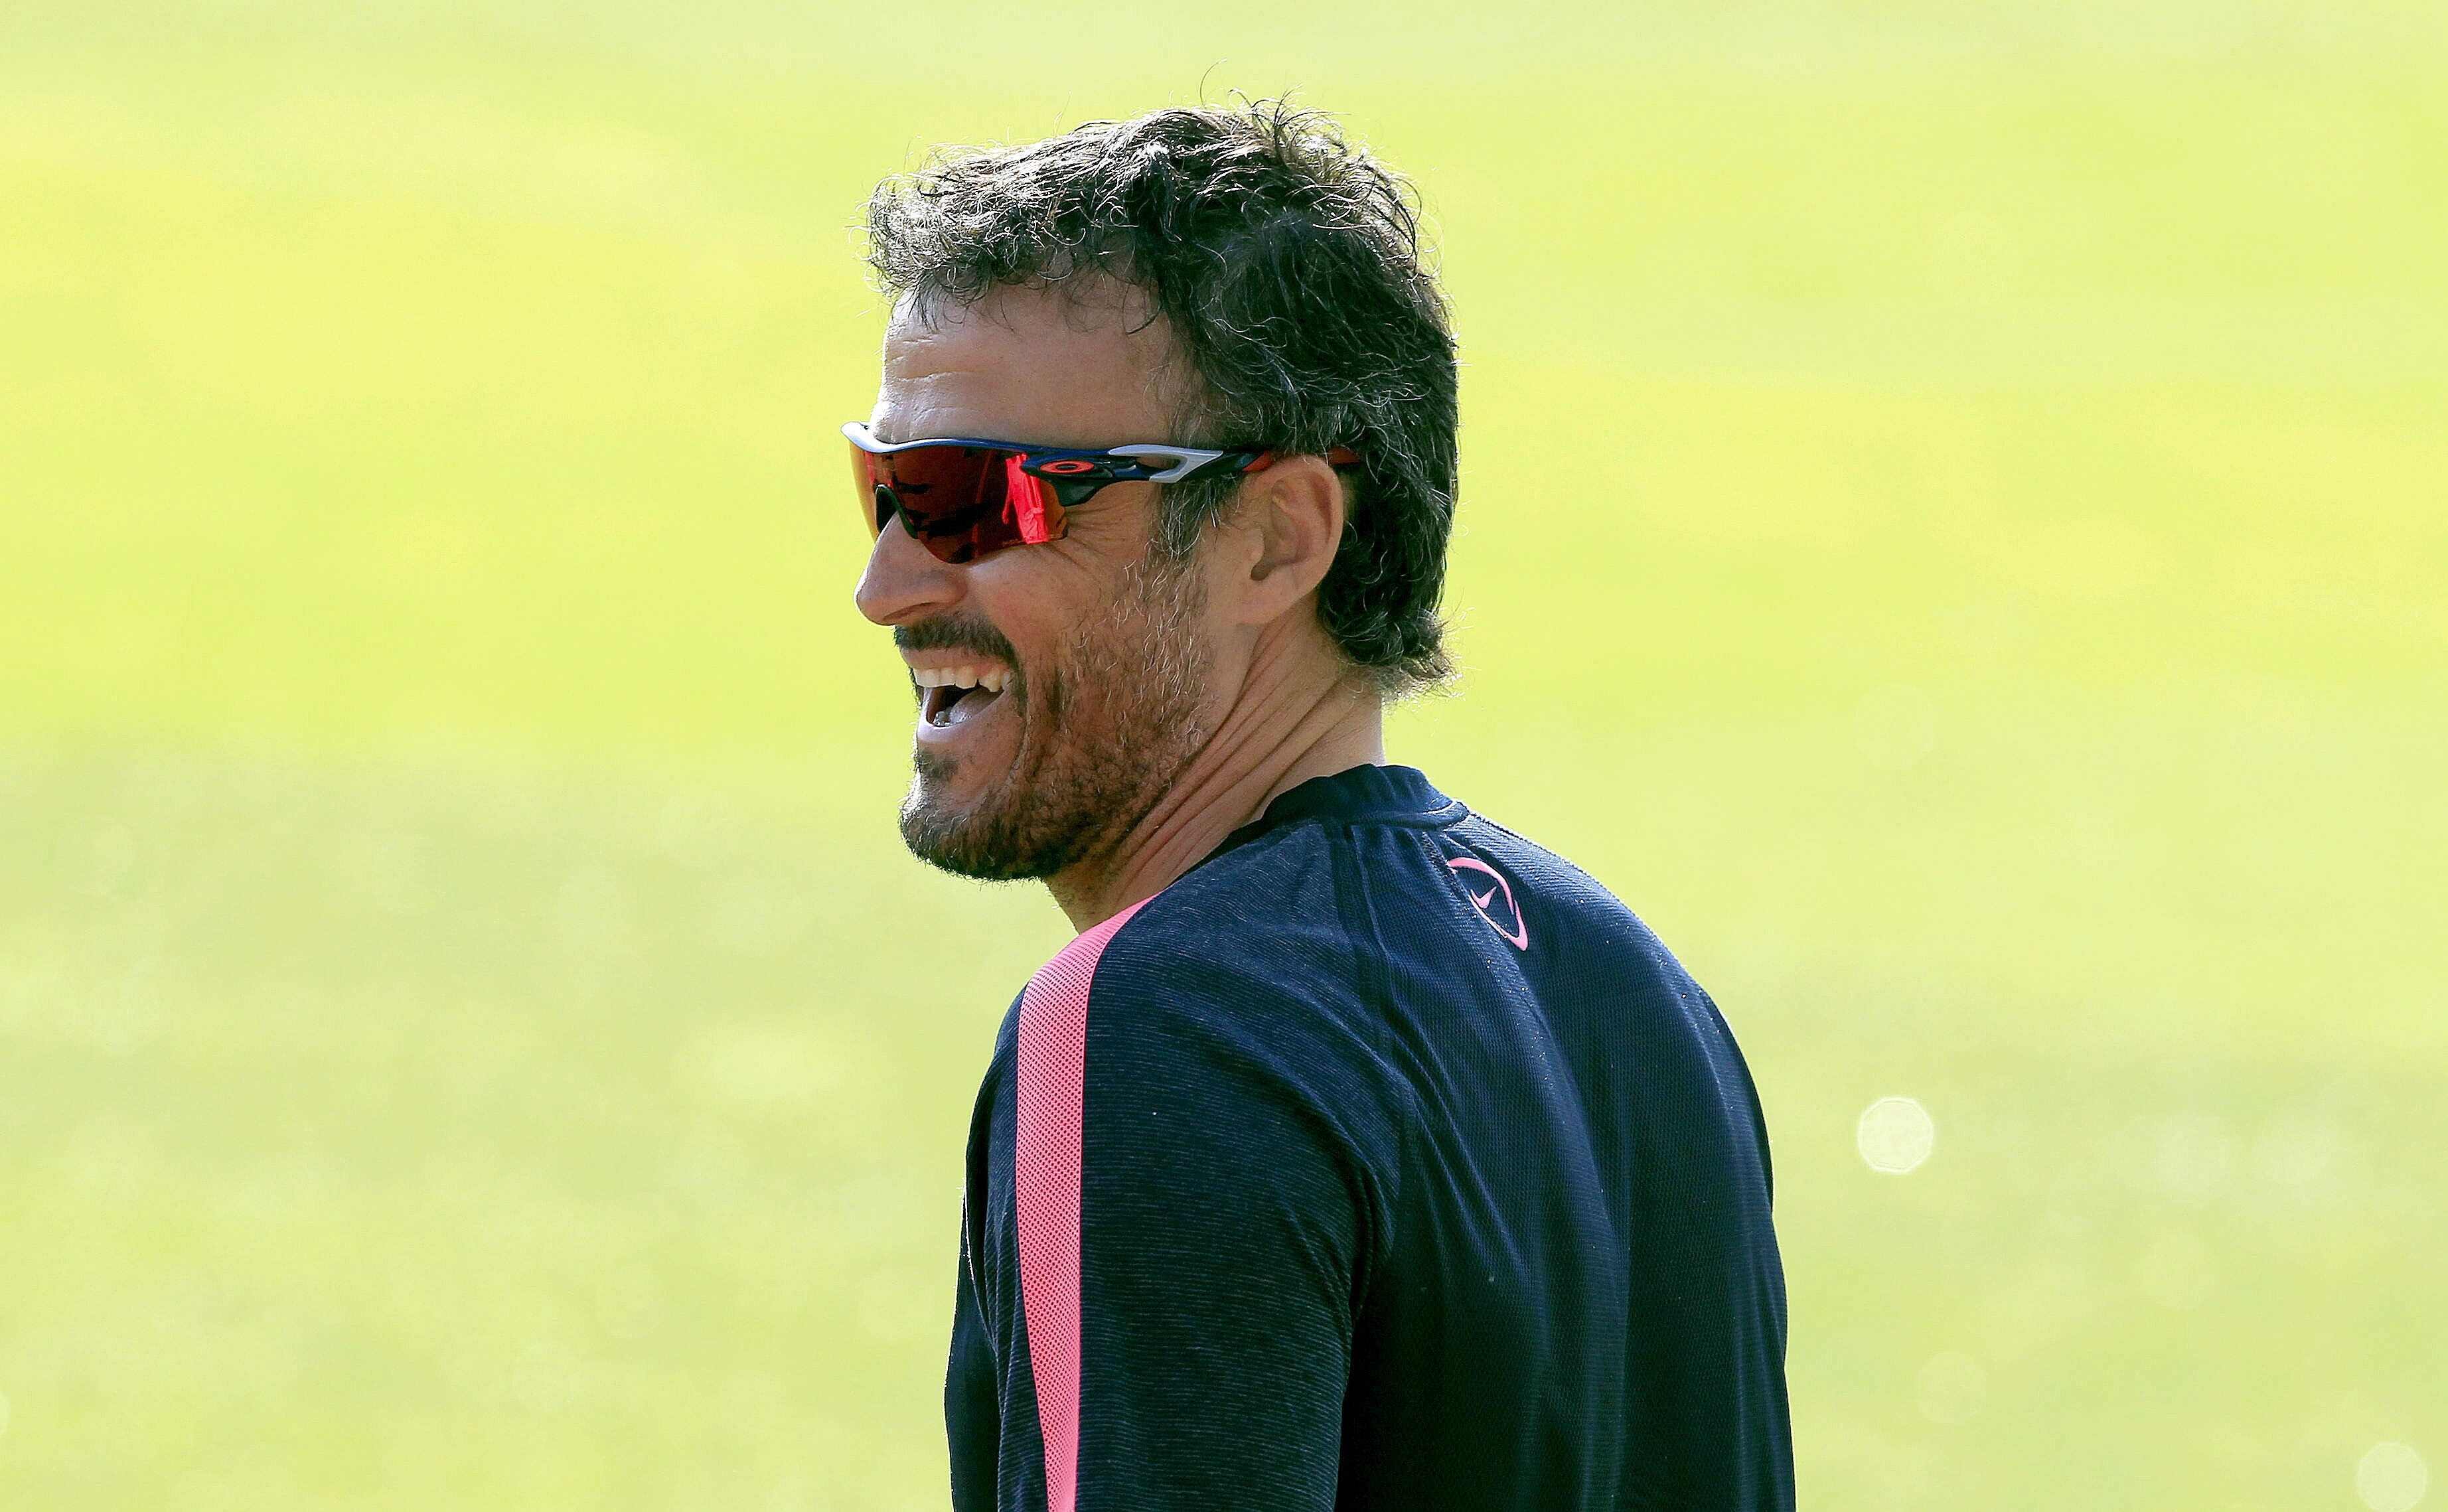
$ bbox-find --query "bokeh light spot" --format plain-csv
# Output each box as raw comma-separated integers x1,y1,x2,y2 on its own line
2359,1442,2429,1512
1859,1096,1935,1173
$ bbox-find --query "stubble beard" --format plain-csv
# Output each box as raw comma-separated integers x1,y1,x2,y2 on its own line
898,554,1211,883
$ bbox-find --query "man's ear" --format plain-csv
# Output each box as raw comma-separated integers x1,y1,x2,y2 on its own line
1233,455,1346,627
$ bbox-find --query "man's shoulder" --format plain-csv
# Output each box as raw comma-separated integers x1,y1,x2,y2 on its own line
1020,783,1716,1054
1091,821,1372,1024
1445,813,1695,980
994,819,1400,1107
1085,789,1696,1002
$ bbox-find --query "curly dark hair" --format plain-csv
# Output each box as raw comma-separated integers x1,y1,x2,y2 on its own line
863,100,1458,692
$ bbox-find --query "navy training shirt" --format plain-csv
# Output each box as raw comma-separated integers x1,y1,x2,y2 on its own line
947,764,1792,1511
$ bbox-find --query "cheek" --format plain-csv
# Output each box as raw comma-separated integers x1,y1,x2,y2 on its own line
970,542,1132,652
964,561,1086,701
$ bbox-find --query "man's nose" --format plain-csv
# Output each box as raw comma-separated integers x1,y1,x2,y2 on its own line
854,509,963,627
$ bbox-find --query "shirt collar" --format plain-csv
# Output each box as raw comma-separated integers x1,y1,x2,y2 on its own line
1193,763,1465,874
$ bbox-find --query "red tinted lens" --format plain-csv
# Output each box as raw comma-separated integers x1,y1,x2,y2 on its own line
852,441,1067,565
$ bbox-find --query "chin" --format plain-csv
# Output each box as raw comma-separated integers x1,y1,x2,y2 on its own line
899,799,1065,883
895,580,1212,884
899,759,1068,883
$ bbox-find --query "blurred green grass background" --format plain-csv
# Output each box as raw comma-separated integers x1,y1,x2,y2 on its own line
3,2,2443,1507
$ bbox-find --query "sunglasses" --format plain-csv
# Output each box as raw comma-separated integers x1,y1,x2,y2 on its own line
846,421,1357,564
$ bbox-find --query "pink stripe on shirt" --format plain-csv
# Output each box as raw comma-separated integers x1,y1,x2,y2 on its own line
1014,899,1148,1512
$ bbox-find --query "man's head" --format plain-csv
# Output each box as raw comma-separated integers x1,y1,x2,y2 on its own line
852,102,1458,882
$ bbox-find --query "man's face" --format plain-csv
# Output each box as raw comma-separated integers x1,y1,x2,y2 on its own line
852,283,1219,880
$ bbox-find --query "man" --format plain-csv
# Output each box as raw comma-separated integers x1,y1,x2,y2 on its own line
849,102,1791,1511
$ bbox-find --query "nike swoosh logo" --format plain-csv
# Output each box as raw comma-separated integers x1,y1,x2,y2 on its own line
1446,854,1531,951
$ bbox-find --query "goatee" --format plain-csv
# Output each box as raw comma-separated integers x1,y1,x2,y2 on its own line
898,555,1210,881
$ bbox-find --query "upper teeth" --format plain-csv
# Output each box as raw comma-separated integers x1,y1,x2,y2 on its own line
913,665,1008,693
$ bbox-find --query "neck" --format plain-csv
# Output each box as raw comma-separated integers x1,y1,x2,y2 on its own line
1047,648,1385,931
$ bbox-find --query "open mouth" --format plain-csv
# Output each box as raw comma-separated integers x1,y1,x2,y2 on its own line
915,664,1011,731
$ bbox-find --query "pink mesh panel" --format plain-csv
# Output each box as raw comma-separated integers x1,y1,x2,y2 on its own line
1015,899,1149,1512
